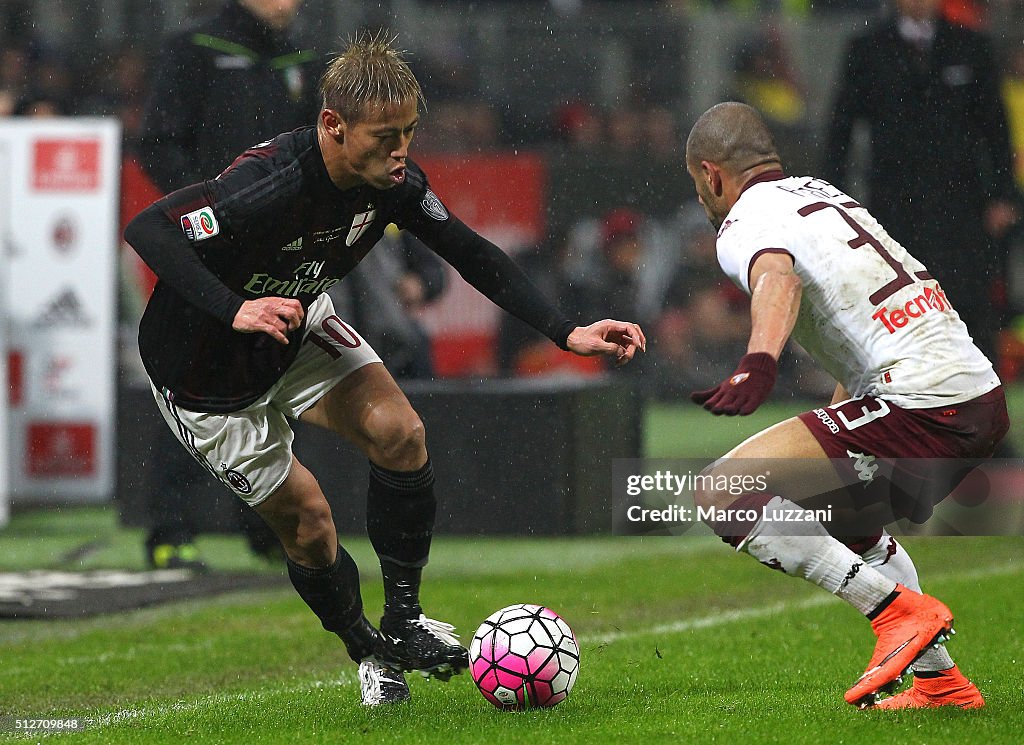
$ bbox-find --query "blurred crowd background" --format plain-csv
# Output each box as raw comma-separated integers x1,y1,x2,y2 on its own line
4,0,1024,403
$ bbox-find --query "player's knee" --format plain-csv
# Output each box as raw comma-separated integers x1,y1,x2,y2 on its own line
291,497,336,563
258,470,337,565
365,404,426,468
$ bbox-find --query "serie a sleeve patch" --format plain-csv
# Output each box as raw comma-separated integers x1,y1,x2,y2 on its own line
180,206,221,242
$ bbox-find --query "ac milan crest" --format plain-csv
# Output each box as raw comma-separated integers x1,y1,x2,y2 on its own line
346,207,376,246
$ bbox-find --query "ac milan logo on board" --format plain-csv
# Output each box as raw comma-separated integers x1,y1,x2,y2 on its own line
52,215,78,254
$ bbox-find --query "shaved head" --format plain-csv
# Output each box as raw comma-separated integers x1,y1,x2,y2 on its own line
685,102,781,174
684,102,783,231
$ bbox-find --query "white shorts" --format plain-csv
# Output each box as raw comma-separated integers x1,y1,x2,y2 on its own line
149,294,382,505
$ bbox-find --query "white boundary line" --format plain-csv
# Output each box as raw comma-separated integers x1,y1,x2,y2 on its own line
584,595,833,645
584,561,1023,645
92,674,355,729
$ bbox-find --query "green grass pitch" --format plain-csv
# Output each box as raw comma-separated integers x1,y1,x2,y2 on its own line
1,398,1022,744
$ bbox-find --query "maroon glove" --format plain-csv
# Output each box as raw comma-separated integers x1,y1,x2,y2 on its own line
690,352,777,416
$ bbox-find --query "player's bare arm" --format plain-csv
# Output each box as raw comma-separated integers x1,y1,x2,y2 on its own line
232,297,305,345
746,251,801,359
691,251,799,415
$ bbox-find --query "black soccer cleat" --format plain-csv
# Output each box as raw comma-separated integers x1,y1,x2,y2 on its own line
379,614,470,681
358,658,411,706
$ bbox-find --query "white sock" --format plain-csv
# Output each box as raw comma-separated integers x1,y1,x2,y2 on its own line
740,497,897,615
858,531,920,591
857,531,954,673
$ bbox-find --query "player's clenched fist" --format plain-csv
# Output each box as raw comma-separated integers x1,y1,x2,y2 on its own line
233,297,305,345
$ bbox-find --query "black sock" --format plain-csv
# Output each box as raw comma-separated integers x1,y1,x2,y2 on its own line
367,459,435,619
380,561,423,620
914,669,953,679
866,587,901,620
287,545,378,661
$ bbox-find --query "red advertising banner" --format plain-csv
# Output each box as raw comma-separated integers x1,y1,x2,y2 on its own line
414,152,546,246
26,422,97,477
413,152,547,377
120,156,164,300
32,139,101,191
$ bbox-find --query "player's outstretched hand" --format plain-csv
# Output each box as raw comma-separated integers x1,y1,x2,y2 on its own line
566,319,646,366
233,298,305,345
691,352,777,415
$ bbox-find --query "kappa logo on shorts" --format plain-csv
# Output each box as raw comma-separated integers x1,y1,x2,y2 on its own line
181,207,220,242
813,408,841,434
839,561,862,591
846,450,878,484
224,469,252,495
420,190,449,221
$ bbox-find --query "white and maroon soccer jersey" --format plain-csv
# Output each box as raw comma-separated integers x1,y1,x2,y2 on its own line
715,173,999,408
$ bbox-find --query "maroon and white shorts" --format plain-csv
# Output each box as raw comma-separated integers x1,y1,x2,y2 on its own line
798,387,1008,523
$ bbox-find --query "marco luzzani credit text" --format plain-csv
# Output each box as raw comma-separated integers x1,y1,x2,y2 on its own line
613,457,1021,537
610,461,842,536
623,470,832,525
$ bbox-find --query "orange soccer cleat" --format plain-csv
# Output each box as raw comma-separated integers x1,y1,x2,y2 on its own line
845,584,954,708
871,665,985,710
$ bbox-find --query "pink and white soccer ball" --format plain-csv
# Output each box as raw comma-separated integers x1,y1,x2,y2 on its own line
469,604,580,710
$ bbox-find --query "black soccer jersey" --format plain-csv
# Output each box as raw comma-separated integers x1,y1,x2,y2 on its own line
125,126,574,412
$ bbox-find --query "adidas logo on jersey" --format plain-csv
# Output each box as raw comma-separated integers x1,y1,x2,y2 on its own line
281,238,303,251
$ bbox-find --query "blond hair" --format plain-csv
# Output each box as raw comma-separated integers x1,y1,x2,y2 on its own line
320,30,425,123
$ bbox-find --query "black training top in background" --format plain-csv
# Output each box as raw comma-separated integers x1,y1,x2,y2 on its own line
137,0,322,193
125,126,574,413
